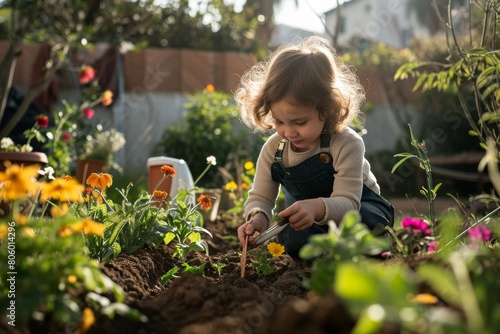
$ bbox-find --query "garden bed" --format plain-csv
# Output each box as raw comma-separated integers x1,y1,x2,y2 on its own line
88,217,359,334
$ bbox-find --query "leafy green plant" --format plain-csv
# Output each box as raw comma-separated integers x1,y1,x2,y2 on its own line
212,262,226,277
300,211,389,295
0,166,139,328
158,85,261,187
392,124,442,226
250,241,285,276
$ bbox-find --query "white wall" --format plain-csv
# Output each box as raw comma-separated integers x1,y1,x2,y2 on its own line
325,0,431,49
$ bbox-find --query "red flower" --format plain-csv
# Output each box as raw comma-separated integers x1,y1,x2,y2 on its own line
79,66,96,84
61,132,71,142
82,108,95,119
197,194,212,211
37,115,49,128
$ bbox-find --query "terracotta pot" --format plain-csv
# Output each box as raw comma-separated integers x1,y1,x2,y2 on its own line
76,159,107,184
0,151,48,171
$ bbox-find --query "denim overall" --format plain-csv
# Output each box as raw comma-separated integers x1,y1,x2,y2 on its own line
271,133,394,257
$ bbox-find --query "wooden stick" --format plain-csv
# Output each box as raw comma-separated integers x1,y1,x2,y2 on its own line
240,235,249,278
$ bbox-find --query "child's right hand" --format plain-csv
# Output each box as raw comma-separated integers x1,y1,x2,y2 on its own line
237,212,268,248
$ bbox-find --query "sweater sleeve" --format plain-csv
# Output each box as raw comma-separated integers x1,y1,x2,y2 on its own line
319,131,365,225
244,134,281,223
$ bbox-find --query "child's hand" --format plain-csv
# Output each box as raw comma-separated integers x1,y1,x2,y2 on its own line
278,198,325,231
238,212,268,248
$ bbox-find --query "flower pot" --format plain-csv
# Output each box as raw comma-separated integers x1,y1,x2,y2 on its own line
76,159,107,184
0,151,48,171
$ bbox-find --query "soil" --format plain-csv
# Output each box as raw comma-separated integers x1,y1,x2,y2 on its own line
5,214,402,334
88,216,359,334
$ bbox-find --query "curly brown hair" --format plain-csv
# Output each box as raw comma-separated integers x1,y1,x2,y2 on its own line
234,36,365,133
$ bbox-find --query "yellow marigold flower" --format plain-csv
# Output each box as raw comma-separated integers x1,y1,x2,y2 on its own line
0,225,8,239
160,165,176,176
197,194,212,211
81,219,104,236
0,164,41,201
79,307,96,334
14,214,27,225
61,175,72,181
224,181,237,191
86,173,113,189
21,227,35,238
59,226,73,237
411,293,439,305
40,178,84,202
51,202,69,217
267,242,285,257
67,275,77,284
243,161,254,171
153,190,168,200
101,90,113,106
206,84,215,93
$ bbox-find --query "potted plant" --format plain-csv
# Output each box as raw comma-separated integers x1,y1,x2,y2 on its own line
76,125,126,183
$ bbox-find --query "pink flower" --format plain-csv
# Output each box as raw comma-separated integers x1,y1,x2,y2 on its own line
82,108,95,119
427,241,439,252
401,217,431,235
468,225,491,243
79,66,96,84
37,115,49,128
61,132,71,142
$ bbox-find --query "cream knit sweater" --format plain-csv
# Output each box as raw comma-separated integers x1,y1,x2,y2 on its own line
244,127,380,226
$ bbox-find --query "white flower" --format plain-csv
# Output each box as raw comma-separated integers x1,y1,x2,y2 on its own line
206,156,217,165
38,167,55,180
1,137,15,150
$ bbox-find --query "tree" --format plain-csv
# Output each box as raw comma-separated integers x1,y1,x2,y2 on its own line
0,0,262,140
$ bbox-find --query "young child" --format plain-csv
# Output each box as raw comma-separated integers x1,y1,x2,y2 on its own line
235,36,394,258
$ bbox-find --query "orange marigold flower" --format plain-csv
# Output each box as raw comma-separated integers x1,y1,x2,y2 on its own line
70,219,104,237
15,214,27,225
50,202,69,217
0,225,9,239
79,66,96,84
411,293,439,305
61,175,73,181
160,165,176,176
197,194,212,211
40,178,84,202
206,84,215,93
101,90,113,106
67,275,77,284
153,190,168,200
86,173,113,189
79,307,96,334
0,164,41,201
59,226,73,237
242,182,249,190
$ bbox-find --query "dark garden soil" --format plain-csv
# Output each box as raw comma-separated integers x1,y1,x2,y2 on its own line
3,214,405,334
89,215,360,334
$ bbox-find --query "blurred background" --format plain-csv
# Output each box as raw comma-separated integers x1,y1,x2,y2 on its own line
0,0,487,214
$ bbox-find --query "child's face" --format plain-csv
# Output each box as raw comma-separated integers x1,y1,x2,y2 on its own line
270,100,325,152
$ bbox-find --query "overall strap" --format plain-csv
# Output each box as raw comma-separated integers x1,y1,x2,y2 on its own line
274,138,287,162
274,132,331,162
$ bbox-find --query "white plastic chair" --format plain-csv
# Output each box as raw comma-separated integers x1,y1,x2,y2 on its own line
147,156,195,204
